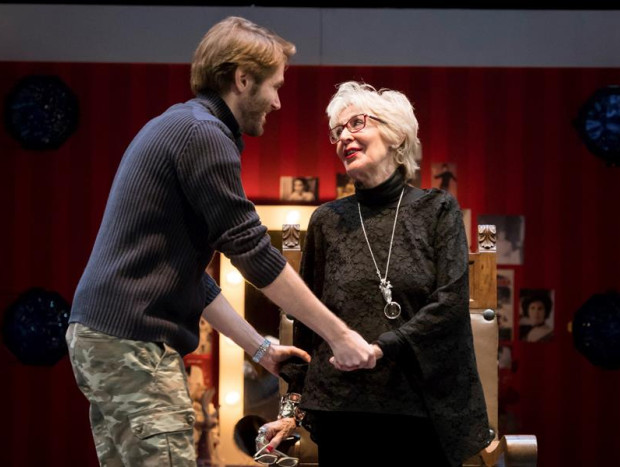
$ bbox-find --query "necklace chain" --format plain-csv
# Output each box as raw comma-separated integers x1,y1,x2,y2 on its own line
358,187,405,283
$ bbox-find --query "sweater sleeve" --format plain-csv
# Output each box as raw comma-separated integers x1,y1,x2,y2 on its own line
176,121,285,289
201,272,221,307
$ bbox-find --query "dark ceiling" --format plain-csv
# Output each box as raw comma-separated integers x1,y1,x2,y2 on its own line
1,1,617,9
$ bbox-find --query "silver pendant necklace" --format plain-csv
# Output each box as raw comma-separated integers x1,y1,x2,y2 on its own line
358,187,405,320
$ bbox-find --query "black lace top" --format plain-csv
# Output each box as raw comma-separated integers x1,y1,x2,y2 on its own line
280,169,492,465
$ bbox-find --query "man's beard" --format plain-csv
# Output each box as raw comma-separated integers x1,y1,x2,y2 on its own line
239,83,268,137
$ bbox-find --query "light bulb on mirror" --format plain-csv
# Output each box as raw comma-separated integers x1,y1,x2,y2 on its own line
226,270,243,285
285,210,300,225
224,391,241,406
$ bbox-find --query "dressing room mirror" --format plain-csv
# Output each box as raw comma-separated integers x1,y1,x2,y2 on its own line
217,205,316,463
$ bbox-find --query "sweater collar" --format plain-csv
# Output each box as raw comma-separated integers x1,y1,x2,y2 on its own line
195,90,244,151
355,168,407,207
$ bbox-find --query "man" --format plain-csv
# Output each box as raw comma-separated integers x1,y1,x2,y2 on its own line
66,16,375,466
434,163,457,191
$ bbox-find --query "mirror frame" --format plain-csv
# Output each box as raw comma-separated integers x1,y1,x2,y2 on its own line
217,205,317,464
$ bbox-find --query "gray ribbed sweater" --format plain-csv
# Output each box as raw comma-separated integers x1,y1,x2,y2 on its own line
70,92,286,355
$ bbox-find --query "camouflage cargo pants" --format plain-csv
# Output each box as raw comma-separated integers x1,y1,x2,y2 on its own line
66,323,197,466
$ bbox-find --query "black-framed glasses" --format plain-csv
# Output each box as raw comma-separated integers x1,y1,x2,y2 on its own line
328,113,387,144
253,444,299,467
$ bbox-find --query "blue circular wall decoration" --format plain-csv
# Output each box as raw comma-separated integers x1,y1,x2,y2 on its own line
4,74,79,150
2,287,71,366
573,291,620,370
573,85,620,167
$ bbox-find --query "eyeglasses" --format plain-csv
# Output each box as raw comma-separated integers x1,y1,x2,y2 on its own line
328,113,387,144
253,444,299,467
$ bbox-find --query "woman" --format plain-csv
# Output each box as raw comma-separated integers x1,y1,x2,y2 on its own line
260,81,492,466
519,292,553,342
287,177,316,202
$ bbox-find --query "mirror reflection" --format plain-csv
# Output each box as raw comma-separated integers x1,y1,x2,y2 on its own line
243,230,307,422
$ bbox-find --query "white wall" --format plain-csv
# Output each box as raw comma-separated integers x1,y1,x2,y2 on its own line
1,5,620,66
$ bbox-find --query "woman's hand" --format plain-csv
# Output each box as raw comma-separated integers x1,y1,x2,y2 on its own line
256,417,298,451
329,342,383,370
327,328,376,371
260,344,310,376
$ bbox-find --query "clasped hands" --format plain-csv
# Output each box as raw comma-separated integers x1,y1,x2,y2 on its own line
262,330,382,376
328,329,383,371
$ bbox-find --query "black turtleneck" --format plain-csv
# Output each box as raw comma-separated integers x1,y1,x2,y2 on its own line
355,168,424,208
281,169,456,416
279,171,490,465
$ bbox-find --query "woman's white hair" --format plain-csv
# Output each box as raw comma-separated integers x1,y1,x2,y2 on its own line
326,81,421,182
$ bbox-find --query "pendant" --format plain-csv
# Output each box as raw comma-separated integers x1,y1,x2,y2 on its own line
380,279,401,319
384,301,402,319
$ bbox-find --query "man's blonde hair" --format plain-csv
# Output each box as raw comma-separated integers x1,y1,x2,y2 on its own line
191,16,296,95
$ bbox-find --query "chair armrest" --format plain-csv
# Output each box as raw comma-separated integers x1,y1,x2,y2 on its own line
503,434,538,467
464,434,537,467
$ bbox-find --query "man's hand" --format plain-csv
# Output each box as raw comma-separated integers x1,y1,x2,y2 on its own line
256,417,298,451
328,328,376,371
260,344,310,376
259,265,376,371
372,343,384,360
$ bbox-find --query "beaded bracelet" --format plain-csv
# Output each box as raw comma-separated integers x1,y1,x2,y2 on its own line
252,338,271,363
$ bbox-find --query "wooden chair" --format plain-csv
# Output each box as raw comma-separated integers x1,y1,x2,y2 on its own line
463,225,538,466
278,223,537,467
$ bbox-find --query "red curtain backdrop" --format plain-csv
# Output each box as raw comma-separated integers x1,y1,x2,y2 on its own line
1,62,620,466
